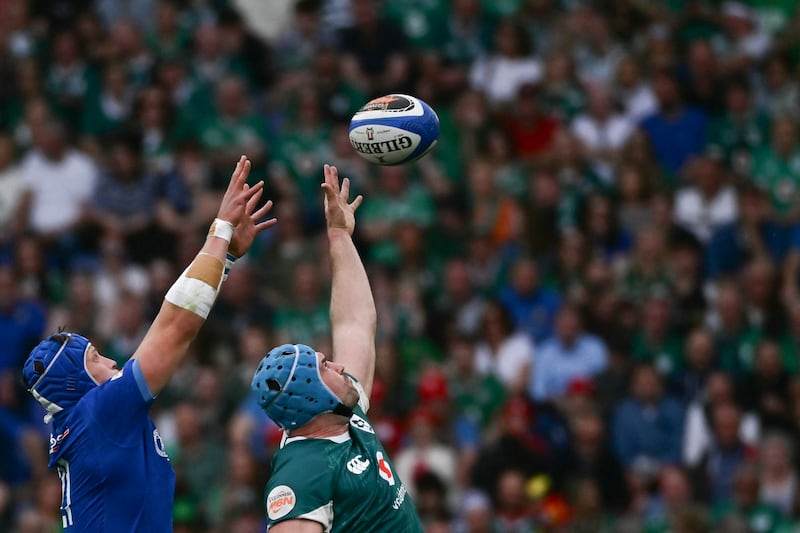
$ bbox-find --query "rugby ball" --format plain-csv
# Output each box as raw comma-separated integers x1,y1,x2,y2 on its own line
349,94,440,166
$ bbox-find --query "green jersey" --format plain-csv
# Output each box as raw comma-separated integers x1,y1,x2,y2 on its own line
265,380,423,532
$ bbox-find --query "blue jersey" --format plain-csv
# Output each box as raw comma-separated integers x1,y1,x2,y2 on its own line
47,359,175,531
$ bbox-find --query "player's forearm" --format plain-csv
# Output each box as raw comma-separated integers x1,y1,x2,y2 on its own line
134,221,233,393
328,228,376,333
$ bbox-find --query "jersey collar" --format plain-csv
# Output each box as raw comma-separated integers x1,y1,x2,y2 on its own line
281,430,351,448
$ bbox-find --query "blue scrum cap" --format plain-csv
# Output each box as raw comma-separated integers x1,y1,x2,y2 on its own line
251,343,353,429
22,332,100,420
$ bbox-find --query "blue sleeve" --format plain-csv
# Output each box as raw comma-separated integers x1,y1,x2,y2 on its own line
80,359,155,441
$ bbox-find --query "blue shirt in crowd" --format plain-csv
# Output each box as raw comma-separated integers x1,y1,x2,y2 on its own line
706,221,790,279
500,286,562,345
640,107,708,176
612,396,685,468
529,334,607,401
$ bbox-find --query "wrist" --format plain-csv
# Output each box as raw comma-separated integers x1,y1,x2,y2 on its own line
208,218,235,243
327,227,353,239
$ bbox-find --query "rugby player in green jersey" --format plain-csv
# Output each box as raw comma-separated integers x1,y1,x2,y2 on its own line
251,164,424,533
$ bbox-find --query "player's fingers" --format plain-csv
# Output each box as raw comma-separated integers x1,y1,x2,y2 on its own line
238,159,252,186
320,182,337,199
252,199,273,220
227,156,244,189
323,164,334,189
255,217,278,232
246,184,264,213
340,177,351,200
350,195,364,211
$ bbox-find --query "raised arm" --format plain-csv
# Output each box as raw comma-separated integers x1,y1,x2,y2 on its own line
134,156,276,394
321,164,377,396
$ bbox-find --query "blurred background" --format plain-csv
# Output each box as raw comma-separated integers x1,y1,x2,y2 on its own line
1,0,800,531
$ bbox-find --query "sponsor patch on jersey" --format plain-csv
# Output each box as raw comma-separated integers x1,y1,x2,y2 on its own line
350,413,375,434
346,454,370,475
49,428,70,454
153,429,169,458
267,485,296,520
376,452,395,486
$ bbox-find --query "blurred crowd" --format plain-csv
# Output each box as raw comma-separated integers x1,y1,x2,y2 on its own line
2,0,800,531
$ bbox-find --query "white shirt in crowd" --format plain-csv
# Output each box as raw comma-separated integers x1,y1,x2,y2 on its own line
22,149,97,234
475,332,535,391
470,56,543,106
682,401,760,467
571,112,635,183
617,82,659,123
673,185,738,244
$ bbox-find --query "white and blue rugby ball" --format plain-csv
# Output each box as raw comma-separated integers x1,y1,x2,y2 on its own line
349,94,440,166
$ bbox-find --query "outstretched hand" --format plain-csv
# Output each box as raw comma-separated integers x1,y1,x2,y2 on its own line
216,156,263,226
230,183,277,258
321,164,363,236
216,156,277,257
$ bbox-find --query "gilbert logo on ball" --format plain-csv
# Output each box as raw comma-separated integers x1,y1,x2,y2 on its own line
349,94,440,166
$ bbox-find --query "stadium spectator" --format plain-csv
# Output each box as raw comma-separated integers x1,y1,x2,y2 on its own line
469,18,542,107
337,0,409,94
672,327,717,404
529,305,608,402
612,364,685,468
683,372,760,468
706,183,788,281
640,67,708,179
19,121,98,253
570,83,634,183
750,116,800,224
757,432,798,517
673,155,738,245
689,401,757,505
499,257,561,344
559,408,628,511
474,299,534,395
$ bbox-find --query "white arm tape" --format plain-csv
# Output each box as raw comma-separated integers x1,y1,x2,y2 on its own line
165,266,219,319
209,218,235,243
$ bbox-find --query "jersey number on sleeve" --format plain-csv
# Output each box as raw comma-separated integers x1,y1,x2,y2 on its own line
57,459,74,528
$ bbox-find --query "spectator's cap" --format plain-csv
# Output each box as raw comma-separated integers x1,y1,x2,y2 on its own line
251,344,353,429
23,332,100,422
417,367,449,401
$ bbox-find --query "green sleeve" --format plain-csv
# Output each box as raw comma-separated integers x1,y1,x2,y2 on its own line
266,443,335,529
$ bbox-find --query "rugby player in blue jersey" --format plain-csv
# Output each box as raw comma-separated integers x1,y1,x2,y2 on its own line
22,156,275,531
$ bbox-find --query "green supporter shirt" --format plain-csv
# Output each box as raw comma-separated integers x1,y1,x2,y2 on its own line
265,379,424,533
750,146,800,216
631,332,685,376
706,112,770,176
713,501,791,533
